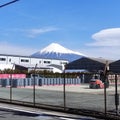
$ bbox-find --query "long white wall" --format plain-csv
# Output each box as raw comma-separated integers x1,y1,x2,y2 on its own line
0,54,68,71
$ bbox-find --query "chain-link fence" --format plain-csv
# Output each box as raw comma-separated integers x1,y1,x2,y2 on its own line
0,73,119,119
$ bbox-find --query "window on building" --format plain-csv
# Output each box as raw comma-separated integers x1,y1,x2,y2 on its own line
21,59,29,62
60,62,68,65
9,58,11,62
44,61,51,64
0,58,6,61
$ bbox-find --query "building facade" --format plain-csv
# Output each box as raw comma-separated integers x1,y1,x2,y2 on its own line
0,54,68,73
66,57,113,73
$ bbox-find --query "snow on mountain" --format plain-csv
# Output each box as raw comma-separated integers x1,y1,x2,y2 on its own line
40,43,83,55
31,43,85,62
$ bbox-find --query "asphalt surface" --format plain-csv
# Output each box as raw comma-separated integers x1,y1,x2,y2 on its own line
0,84,119,120
0,103,102,120
0,84,118,112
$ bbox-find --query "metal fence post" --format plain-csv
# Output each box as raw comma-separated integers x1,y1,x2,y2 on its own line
63,69,66,110
33,64,37,106
103,61,109,119
10,63,15,102
115,74,119,115
10,74,12,102
104,76,107,119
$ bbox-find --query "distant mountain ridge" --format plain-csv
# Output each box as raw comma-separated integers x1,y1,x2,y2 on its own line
31,43,85,62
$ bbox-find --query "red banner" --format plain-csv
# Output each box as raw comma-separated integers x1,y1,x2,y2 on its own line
0,74,26,79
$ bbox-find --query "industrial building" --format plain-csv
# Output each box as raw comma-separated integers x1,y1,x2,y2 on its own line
1,53,120,74
65,57,114,73
109,59,120,73
0,54,68,73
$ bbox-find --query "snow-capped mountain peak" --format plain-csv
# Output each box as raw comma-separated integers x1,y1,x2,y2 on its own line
40,43,83,55
31,43,85,61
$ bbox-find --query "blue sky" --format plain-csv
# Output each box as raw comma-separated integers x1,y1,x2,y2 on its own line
0,0,120,60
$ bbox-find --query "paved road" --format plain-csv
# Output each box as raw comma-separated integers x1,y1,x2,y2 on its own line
0,103,102,120
0,84,117,112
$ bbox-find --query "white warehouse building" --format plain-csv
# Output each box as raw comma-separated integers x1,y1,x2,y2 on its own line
0,54,68,73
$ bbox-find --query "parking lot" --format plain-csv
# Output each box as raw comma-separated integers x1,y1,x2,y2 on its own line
0,84,118,113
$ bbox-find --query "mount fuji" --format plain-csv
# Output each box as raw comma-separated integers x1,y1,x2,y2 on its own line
31,43,85,62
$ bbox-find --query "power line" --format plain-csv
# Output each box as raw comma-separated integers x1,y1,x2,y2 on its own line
0,0,20,8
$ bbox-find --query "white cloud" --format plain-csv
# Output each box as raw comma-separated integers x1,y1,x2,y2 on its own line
0,42,37,56
0,27,58,38
87,28,120,46
27,27,58,38
80,46,120,60
83,28,120,59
